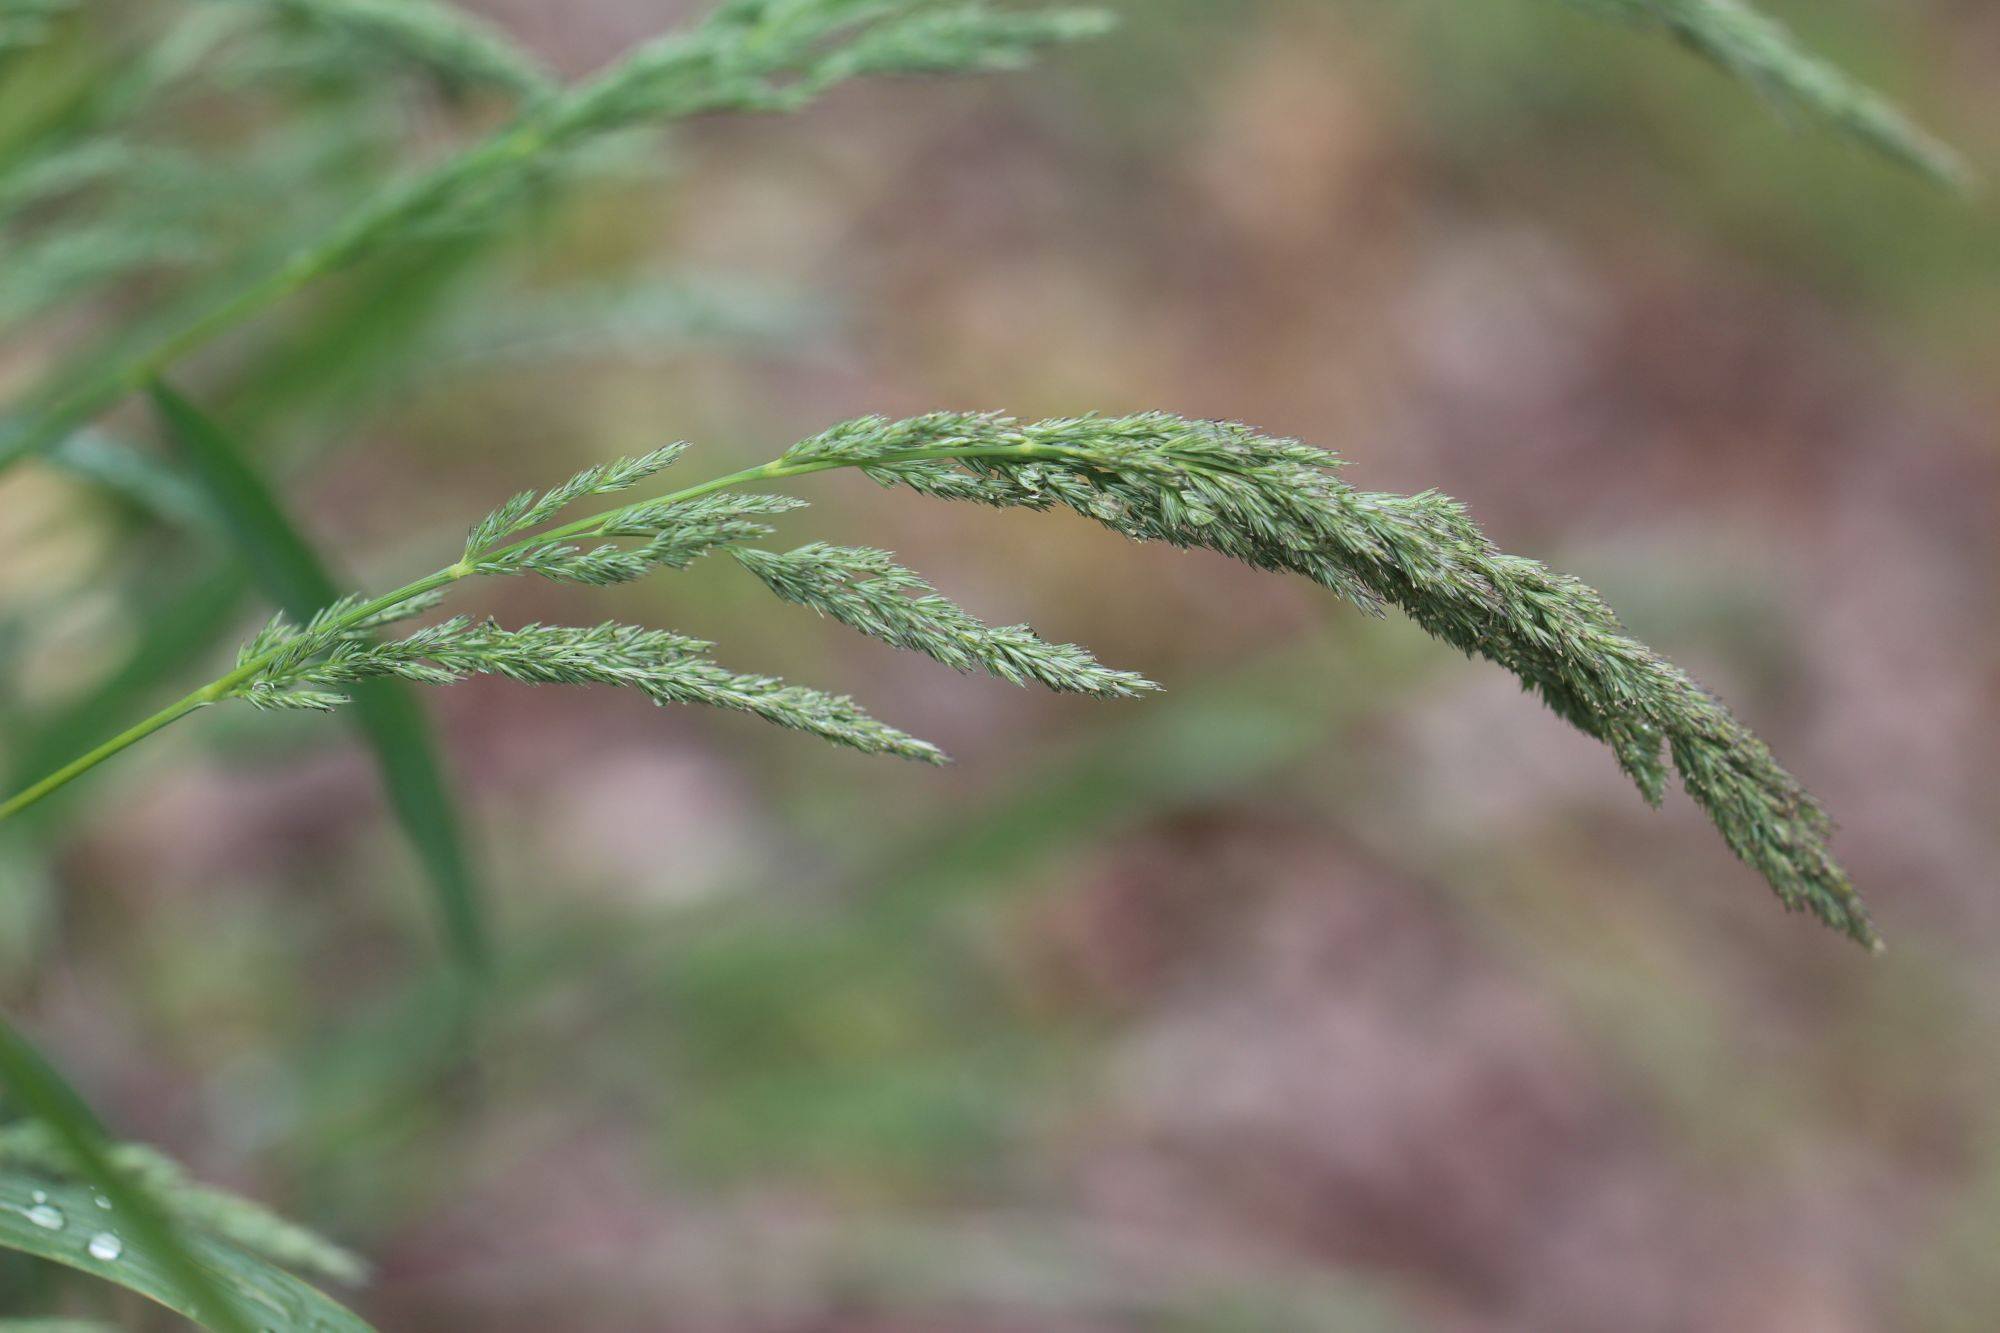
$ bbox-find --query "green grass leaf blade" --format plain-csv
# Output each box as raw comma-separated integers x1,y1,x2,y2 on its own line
0,1167,373,1331
0,1018,276,1333
42,427,223,535
147,381,490,975
1562,0,1973,185
337,677,486,966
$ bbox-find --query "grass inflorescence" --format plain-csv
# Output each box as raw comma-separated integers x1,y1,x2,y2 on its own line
0,412,1877,947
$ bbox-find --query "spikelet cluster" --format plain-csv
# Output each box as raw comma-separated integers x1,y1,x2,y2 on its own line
243,615,946,760
735,543,1156,698
795,412,1875,944
459,444,810,583
228,447,948,760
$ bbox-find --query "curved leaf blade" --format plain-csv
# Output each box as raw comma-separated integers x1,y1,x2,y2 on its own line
0,1173,371,1332
40,427,223,534
1562,0,1972,185
148,380,490,974
0,1017,258,1333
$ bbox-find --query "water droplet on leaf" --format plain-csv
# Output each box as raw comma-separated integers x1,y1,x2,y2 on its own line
87,1230,123,1261
26,1203,64,1230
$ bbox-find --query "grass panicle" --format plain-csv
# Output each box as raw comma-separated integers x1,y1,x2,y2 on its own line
0,412,1876,948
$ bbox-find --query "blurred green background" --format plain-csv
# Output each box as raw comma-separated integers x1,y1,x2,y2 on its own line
1,0,1996,1327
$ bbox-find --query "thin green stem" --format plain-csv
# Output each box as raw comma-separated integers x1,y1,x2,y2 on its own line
0,442,1081,821
0,694,210,823
476,443,1083,565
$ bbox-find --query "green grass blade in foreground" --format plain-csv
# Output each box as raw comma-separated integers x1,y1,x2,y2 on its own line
149,381,490,974
0,1167,371,1332
0,1019,269,1333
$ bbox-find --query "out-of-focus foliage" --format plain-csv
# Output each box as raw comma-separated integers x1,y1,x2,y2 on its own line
0,1173,368,1331
0,1,71,55
1558,0,1969,183
0,0,1113,471
211,0,556,97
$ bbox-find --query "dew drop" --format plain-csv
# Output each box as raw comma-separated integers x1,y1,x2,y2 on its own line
30,1189,45,1204
87,1230,123,1261
94,1194,112,1209
25,1203,64,1230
